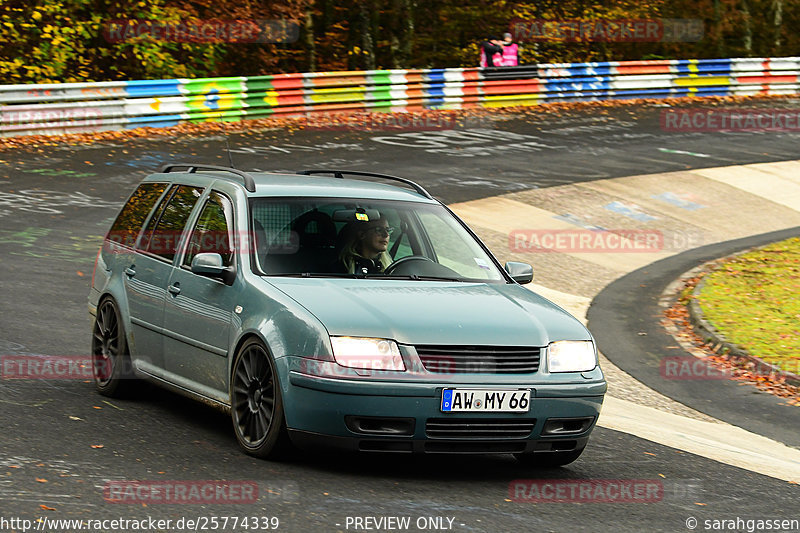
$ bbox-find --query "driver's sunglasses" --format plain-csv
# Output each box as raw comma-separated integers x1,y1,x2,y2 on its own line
369,226,395,237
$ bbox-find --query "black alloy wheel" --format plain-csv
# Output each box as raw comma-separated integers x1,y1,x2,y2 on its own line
231,338,291,458
91,298,134,397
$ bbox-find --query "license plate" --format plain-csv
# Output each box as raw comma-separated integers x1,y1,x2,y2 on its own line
440,389,530,413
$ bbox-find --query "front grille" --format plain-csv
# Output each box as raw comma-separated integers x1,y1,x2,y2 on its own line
426,418,537,439
415,345,541,374
424,441,527,454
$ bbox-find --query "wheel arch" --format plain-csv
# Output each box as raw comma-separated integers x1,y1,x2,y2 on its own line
228,331,274,394
95,288,133,352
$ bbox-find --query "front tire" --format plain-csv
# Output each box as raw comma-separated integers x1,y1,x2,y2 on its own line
92,298,135,397
230,338,291,459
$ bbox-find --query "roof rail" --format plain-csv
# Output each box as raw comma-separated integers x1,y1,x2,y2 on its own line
297,169,434,200
159,163,256,193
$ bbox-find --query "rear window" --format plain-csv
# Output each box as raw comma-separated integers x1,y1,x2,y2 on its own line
106,182,168,247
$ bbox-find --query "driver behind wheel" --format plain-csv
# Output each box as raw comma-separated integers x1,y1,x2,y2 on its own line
338,217,394,275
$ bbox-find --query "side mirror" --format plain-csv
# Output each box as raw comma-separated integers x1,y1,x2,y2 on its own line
504,261,533,284
191,253,236,285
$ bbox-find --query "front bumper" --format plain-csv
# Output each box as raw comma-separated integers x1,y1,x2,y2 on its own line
280,359,605,454
288,429,592,455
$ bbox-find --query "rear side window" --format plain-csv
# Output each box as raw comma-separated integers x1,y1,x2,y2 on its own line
106,183,168,247
140,185,204,262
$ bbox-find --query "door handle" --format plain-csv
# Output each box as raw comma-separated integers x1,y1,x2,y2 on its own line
124,267,136,277
168,283,181,295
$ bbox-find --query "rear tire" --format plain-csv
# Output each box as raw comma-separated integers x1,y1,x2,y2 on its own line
514,447,585,468
92,298,136,397
230,338,292,459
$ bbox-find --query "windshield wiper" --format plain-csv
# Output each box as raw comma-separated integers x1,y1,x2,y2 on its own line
362,273,463,282
362,274,417,280
265,272,359,278
266,272,465,282
409,275,464,282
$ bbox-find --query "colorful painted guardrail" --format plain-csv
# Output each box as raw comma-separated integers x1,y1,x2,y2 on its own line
1,57,799,137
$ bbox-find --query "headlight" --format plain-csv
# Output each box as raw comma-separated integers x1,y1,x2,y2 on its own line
330,337,405,372
548,340,596,373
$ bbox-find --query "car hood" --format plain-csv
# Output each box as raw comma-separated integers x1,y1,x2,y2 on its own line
265,278,590,346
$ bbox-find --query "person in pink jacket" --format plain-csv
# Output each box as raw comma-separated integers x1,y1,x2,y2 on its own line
479,35,504,67
501,32,519,66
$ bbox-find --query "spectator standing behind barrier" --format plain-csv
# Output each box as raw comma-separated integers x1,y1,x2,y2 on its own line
479,35,504,67
501,32,519,66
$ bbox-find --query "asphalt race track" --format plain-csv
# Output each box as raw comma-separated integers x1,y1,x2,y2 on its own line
1,100,799,532
589,227,800,449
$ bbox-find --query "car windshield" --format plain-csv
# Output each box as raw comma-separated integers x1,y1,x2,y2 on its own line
250,197,506,282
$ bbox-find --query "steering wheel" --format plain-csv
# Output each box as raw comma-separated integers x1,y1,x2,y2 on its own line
384,255,435,275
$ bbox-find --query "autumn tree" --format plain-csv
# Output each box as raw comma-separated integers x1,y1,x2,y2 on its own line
2,0,800,82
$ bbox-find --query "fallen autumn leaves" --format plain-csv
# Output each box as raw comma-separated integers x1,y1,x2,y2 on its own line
0,94,796,154
665,272,800,406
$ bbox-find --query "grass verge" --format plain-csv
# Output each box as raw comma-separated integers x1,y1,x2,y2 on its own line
696,236,800,375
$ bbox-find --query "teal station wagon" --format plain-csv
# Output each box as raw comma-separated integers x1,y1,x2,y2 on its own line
89,164,606,466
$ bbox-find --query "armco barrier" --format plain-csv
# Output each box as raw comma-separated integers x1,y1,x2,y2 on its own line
1,57,799,137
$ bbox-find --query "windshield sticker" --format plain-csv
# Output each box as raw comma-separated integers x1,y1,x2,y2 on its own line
474,258,491,270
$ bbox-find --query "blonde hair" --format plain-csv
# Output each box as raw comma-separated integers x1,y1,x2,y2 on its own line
339,219,393,274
